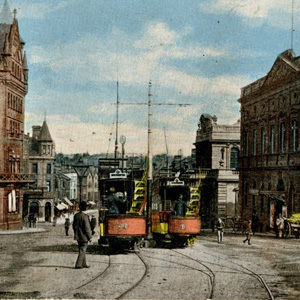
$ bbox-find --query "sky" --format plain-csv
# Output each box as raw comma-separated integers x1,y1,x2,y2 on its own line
6,0,299,155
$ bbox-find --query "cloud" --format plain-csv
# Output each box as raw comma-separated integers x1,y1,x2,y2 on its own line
28,22,231,96
14,0,74,19
87,103,127,116
199,0,298,29
157,69,250,97
134,22,178,49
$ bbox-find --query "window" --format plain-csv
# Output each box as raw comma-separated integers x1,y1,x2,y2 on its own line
252,129,257,155
46,181,51,192
270,124,275,153
260,127,265,153
220,148,225,160
243,131,248,156
48,145,51,154
8,190,16,212
230,148,239,170
32,163,38,174
47,163,51,174
292,119,298,152
43,145,46,154
279,121,285,152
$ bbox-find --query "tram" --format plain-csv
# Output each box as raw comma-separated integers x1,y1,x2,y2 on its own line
98,157,149,251
151,173,202,247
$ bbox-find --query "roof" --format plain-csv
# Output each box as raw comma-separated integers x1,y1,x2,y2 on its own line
0,0,13,25
241,49,300,98
39,120,53,142
0,23,10,52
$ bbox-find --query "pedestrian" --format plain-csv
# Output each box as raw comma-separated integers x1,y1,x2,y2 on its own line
216,218,225,243
243,219,252,245
28,214,33,228
64,218,71,236
276,214,285,238
53,216,57,227
90,215,96,235
72,201,92,269
32,215,37,228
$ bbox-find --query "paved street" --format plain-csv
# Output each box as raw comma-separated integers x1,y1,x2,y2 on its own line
0,224,300,300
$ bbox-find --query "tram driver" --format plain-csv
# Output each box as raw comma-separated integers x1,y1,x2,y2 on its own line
106,187,126,215
174,194,188,217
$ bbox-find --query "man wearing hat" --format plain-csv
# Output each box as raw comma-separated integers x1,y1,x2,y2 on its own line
73,201,92,269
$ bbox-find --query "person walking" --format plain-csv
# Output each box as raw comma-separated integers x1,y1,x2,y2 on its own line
216,218,225,243
90,215,96,235
276,214,285,238
73,201,92,269
243,219,252,245
64,218,71,236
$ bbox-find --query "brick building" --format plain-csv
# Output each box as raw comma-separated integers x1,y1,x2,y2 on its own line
193,114,240,228
0,1,35,230
239,49,300,232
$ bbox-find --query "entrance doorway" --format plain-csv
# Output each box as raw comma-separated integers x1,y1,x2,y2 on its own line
29,201,39,217
45,202,51,222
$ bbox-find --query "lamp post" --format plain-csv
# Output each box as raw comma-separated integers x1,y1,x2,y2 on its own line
72,156,89,204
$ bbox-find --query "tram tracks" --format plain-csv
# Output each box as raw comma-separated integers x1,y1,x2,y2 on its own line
177,248,275,300
58,251,148,300
56,246,275,300
116,251,149,299
58,255,111,298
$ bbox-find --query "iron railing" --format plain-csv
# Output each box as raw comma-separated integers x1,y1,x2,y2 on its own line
0,173,36,183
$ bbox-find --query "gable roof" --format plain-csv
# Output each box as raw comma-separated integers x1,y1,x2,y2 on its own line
241,49,300,98
39,120,53,142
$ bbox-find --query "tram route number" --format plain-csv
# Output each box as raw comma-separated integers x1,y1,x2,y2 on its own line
118,222,129,230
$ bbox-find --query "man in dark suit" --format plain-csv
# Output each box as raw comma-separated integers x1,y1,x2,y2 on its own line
73,201,92,269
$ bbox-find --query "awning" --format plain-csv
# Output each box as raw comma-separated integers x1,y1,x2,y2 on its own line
61,202,69,209
55,203,66,210
88,201,96,205
64,197,73,206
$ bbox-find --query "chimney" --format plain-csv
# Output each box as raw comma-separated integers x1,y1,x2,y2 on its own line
32,125,41,139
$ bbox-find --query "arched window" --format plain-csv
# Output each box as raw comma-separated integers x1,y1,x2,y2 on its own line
230,148,239,170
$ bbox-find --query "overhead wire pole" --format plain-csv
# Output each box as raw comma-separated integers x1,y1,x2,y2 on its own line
115,81,119,160
163,127,169,176
118,81,191,239
291,0,294,50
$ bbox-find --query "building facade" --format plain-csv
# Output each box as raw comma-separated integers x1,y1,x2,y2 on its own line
239,49,300,232
23,121,56,222
0,1,35,230
193,114,240,228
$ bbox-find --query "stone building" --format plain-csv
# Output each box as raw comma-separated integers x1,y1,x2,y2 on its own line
239,49,300,232
0,1,35,230
193,114,240,228
22,120,56,222
86,166,98,207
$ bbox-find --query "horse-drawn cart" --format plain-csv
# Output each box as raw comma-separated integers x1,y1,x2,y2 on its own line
284,214,300,239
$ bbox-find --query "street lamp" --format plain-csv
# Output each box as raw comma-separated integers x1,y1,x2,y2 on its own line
72,156,89,204
120,135,126,171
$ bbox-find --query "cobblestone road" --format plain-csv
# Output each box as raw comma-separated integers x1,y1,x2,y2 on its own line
0,224,299,299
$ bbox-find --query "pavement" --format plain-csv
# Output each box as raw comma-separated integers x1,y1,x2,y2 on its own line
0,227,46,235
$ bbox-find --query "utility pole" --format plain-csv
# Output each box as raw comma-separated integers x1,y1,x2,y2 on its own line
119,81,191,238
114,81,119,160
147,81,153,238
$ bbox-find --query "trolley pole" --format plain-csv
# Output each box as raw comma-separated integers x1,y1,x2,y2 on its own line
146,81,153,239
